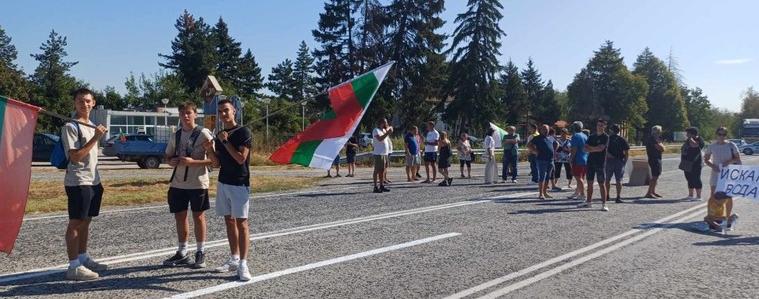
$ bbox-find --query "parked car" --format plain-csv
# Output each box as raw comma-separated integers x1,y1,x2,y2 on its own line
740,141,759,155
103,134,155,157
110,134,167,168
358,132,372,148
32,133,59,162
729,139,748,148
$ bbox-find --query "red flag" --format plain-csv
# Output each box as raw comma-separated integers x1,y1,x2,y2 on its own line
0,96,41,254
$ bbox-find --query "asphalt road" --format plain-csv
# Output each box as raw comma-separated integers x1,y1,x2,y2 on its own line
3,155,759,298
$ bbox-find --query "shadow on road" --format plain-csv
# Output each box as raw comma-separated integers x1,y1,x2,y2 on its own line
693,236,759,246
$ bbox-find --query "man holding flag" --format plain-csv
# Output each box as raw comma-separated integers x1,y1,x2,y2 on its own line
62,88,109,280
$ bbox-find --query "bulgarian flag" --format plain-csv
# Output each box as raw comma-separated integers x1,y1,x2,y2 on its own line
489,122,508,149
0,96,41,254
271,62,393,169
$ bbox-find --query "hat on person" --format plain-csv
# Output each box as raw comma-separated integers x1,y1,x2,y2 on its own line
714,192,731,200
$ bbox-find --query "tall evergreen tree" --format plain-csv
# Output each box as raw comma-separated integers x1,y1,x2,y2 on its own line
385,0,446,129
30,30,79,131
293,41,318,102
159,10,217,92
444,0,506,134
212,17,242,89
633,47,689,136
0,25,30,100
535,80,560,125
266,59,298,100
567,41,648,132
499,60,526,125
312,0,359,89
521,58,544,124
235,49,264,98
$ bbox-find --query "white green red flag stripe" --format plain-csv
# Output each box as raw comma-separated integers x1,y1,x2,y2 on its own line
270,62,393,169
0,96,41,254
489,122,508,149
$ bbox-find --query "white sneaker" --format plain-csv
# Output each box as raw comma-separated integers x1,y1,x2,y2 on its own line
238,263,252,281
567,193,577,199
577,202,592,208
82,258,108,271
601,205,609,212
511,179,518,184
65,265,99,281
214,258,239,273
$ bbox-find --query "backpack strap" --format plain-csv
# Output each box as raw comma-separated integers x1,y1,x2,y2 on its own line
183,127,203,181
169,128,184,183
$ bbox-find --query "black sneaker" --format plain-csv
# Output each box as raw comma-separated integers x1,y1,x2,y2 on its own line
163,251,190,267
380,186,390,192
416,173,422,178
615,198,624,203
438,180,448,186
447,178,453,186
373,187,382,193
192,251,206,269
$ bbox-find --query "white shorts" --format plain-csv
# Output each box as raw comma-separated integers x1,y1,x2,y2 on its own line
215,182,250,219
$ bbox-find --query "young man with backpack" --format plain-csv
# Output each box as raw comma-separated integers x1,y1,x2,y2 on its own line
61,88,108,281
205,99,253,281
162,102,215,268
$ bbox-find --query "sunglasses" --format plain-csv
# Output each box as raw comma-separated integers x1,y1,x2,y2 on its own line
717,133,727,136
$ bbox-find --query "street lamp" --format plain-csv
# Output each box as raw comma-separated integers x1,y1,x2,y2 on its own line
161,98,169,127
301,101,307,131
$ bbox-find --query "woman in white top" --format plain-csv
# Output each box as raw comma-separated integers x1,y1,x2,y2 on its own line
483,127,497,184
704,127,741,195
458,132,473,178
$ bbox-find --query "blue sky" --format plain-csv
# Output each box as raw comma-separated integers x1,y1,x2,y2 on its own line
3,0,757,112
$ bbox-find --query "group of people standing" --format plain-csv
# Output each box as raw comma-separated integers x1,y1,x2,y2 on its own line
367,117,744,218
61,88,254,282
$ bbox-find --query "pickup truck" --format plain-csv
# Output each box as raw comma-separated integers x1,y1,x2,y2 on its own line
112,134,167,169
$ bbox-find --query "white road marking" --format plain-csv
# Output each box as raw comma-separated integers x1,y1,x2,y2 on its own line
444,202,707,299
165,233,462,299
477,209,705,298
0,192,534,283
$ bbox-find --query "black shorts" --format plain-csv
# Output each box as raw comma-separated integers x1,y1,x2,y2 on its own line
66,184,104,220
586,165,606,183
424,152,437,162
347,152,356,163
168,187,210,213
649,158,662,177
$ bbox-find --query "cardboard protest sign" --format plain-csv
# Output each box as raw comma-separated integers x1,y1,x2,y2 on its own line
716,164,759,200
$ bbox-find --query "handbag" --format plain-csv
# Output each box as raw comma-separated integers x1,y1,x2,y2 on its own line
678,159,694,172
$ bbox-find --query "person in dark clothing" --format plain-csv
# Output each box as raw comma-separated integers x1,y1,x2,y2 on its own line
528,125,555,200
578,119,609,211
681,127,705,200
644,125,665,198
604,124,630,203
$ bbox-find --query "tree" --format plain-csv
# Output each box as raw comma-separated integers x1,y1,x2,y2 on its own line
682,86,719,140
444,0,506,134
385,0,447,130
292,41,319,102
312,0,358,89
0,25,30,100
567,41,648,135
499,60,526,125
521,58,544,124
30,30,79,132
212,17,243,89
95,86,126,111
159,10,217,92
739,87,759,119
235,49,264,98
633,47,689,137
534,80,560,125
266,59,297,100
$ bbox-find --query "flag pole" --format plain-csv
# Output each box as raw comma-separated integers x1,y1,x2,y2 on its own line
38,109,98,129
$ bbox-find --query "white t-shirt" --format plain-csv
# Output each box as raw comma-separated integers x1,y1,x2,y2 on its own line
705,142,739,172
425,129,440,153
372,127,390,155
484,136,495,150
62,121,101,186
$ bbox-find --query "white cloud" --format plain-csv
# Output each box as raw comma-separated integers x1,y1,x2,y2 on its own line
715,58,753,65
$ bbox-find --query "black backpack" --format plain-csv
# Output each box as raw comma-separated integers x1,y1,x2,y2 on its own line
169,126,203,182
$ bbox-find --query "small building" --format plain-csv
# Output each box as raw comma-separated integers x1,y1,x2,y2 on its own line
90,106,205,144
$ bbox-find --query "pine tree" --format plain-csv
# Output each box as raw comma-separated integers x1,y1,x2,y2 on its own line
312,0,358,89
0,25,30,101
633,47,689,136
293,41,318,102
267,59,298,100
568,41,648,131
212,17,242,89
159,10,217,92
535,80,560,125
444,0,506,134
521,58,544,124
235,49,264,98
30,30,79,132
499,60,526,125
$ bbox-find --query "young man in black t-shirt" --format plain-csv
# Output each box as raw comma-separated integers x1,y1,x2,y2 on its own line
205,99,253,281
579,119,609,211
605,124,630,203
